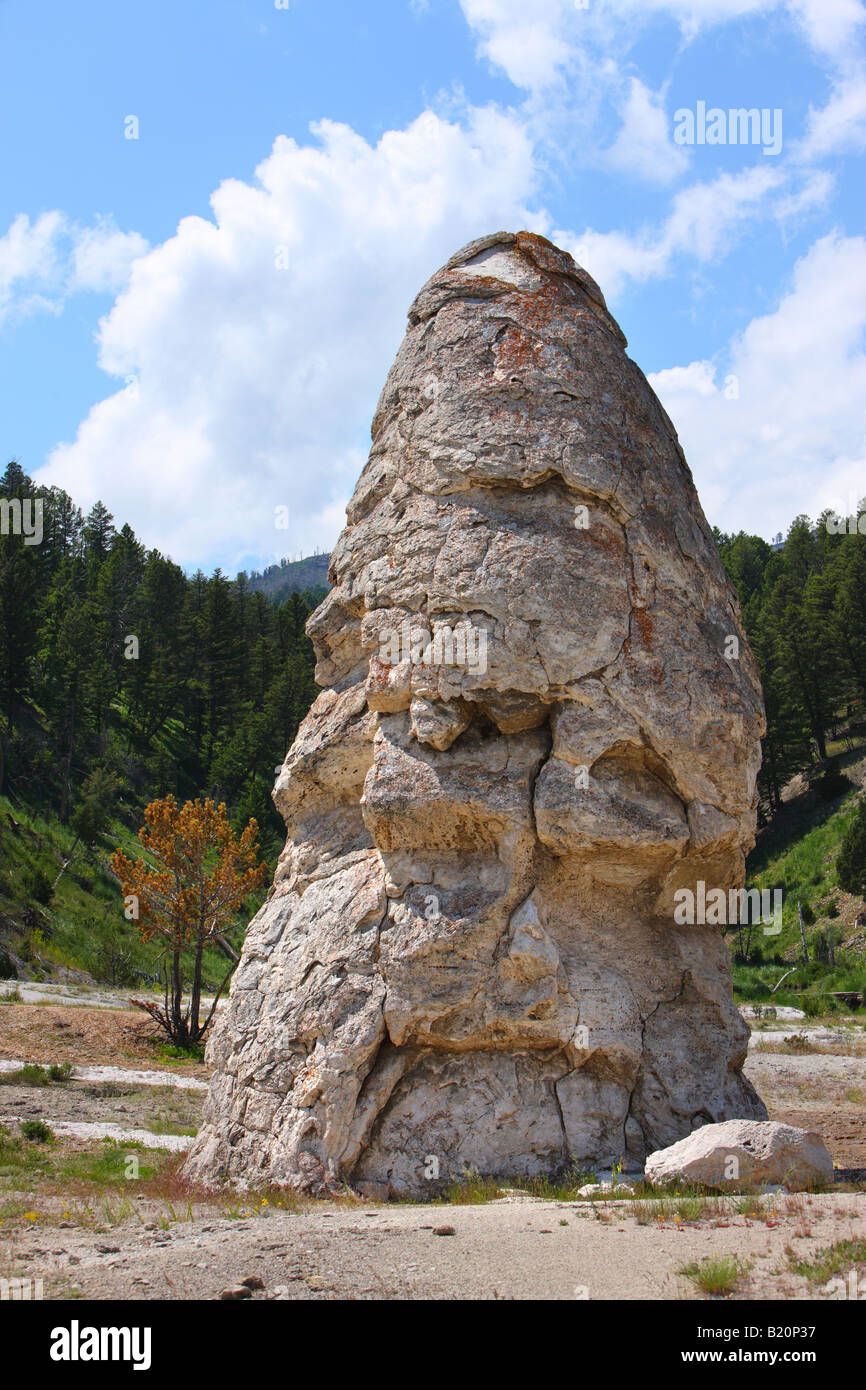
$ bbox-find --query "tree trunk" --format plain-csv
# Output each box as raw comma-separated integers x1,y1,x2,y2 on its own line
169,948,185,1041
190,925,205,1042
52,835,80,890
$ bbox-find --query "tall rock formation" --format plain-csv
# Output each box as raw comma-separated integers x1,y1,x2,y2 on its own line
184,231,767,1197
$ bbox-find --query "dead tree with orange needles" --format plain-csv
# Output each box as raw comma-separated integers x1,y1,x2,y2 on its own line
111,796,267,1047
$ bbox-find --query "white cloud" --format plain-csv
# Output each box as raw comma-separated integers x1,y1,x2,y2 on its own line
605,78,690,185
0,212,148,324
459,0,573,91
773,169,834,221
459,0,862,92
797,71,866,158
460,0,866,176
648,232,866,534
457,0,864,212
0,212,66,323
787,0,865,60
38,110,543,572
652,360,719,395
19,0,863,572
71,220,150,294
563,163,783,296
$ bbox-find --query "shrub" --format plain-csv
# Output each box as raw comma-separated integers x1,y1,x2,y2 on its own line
19,1120,53,1143
0,1063,50,1086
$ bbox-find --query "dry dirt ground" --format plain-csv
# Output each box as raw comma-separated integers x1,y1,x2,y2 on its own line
0,997,864,1301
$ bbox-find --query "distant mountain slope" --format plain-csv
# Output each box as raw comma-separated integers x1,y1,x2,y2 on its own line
246,552,331,604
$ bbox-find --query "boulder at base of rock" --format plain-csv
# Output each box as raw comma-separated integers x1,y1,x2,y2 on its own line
645,1120,834,1191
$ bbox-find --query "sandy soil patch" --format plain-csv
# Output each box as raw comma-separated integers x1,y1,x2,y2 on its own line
1,1191,863,1301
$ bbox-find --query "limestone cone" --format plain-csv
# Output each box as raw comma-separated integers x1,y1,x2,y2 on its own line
184,231,767,1197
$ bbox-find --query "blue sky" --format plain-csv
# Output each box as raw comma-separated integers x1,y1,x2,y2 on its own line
1,0,864,573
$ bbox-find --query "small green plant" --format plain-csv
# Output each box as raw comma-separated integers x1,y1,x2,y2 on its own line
0,1063,51,1086
0,1061,72,1086
154,1042,205,1064
788,1238,866,1284
20,1119,54,1143
679,1254,751,1296
673,1195,722,1222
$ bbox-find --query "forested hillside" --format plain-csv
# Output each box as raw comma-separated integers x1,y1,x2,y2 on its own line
0,460,319,845
716,508,866,821
247,552,330,606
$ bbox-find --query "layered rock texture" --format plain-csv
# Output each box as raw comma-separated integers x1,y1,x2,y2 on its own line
185,231,768,1197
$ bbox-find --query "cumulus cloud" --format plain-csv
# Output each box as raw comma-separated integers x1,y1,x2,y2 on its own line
71,220,150,294
648,232,866,534
38,110,543,573
459,0,574,91
0,212,148,324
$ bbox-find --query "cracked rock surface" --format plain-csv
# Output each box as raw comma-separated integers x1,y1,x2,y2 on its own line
184,231,768,1197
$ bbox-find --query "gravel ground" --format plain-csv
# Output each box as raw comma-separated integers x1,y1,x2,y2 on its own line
2,1193,864,1301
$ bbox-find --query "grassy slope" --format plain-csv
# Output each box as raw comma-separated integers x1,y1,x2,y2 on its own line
733,733,866,1009
0,795,255,993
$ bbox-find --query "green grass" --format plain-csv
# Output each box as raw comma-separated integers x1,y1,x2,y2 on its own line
56,1139,166,1189
0,1124,168,1191
153,1042,206,1065
143,1118,198,1137
0,1061,72,1086
0,1123,55,1178
732,769,866,1006
435,1164,598,1204
679,1254,752,1296
787,1237,866,1284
